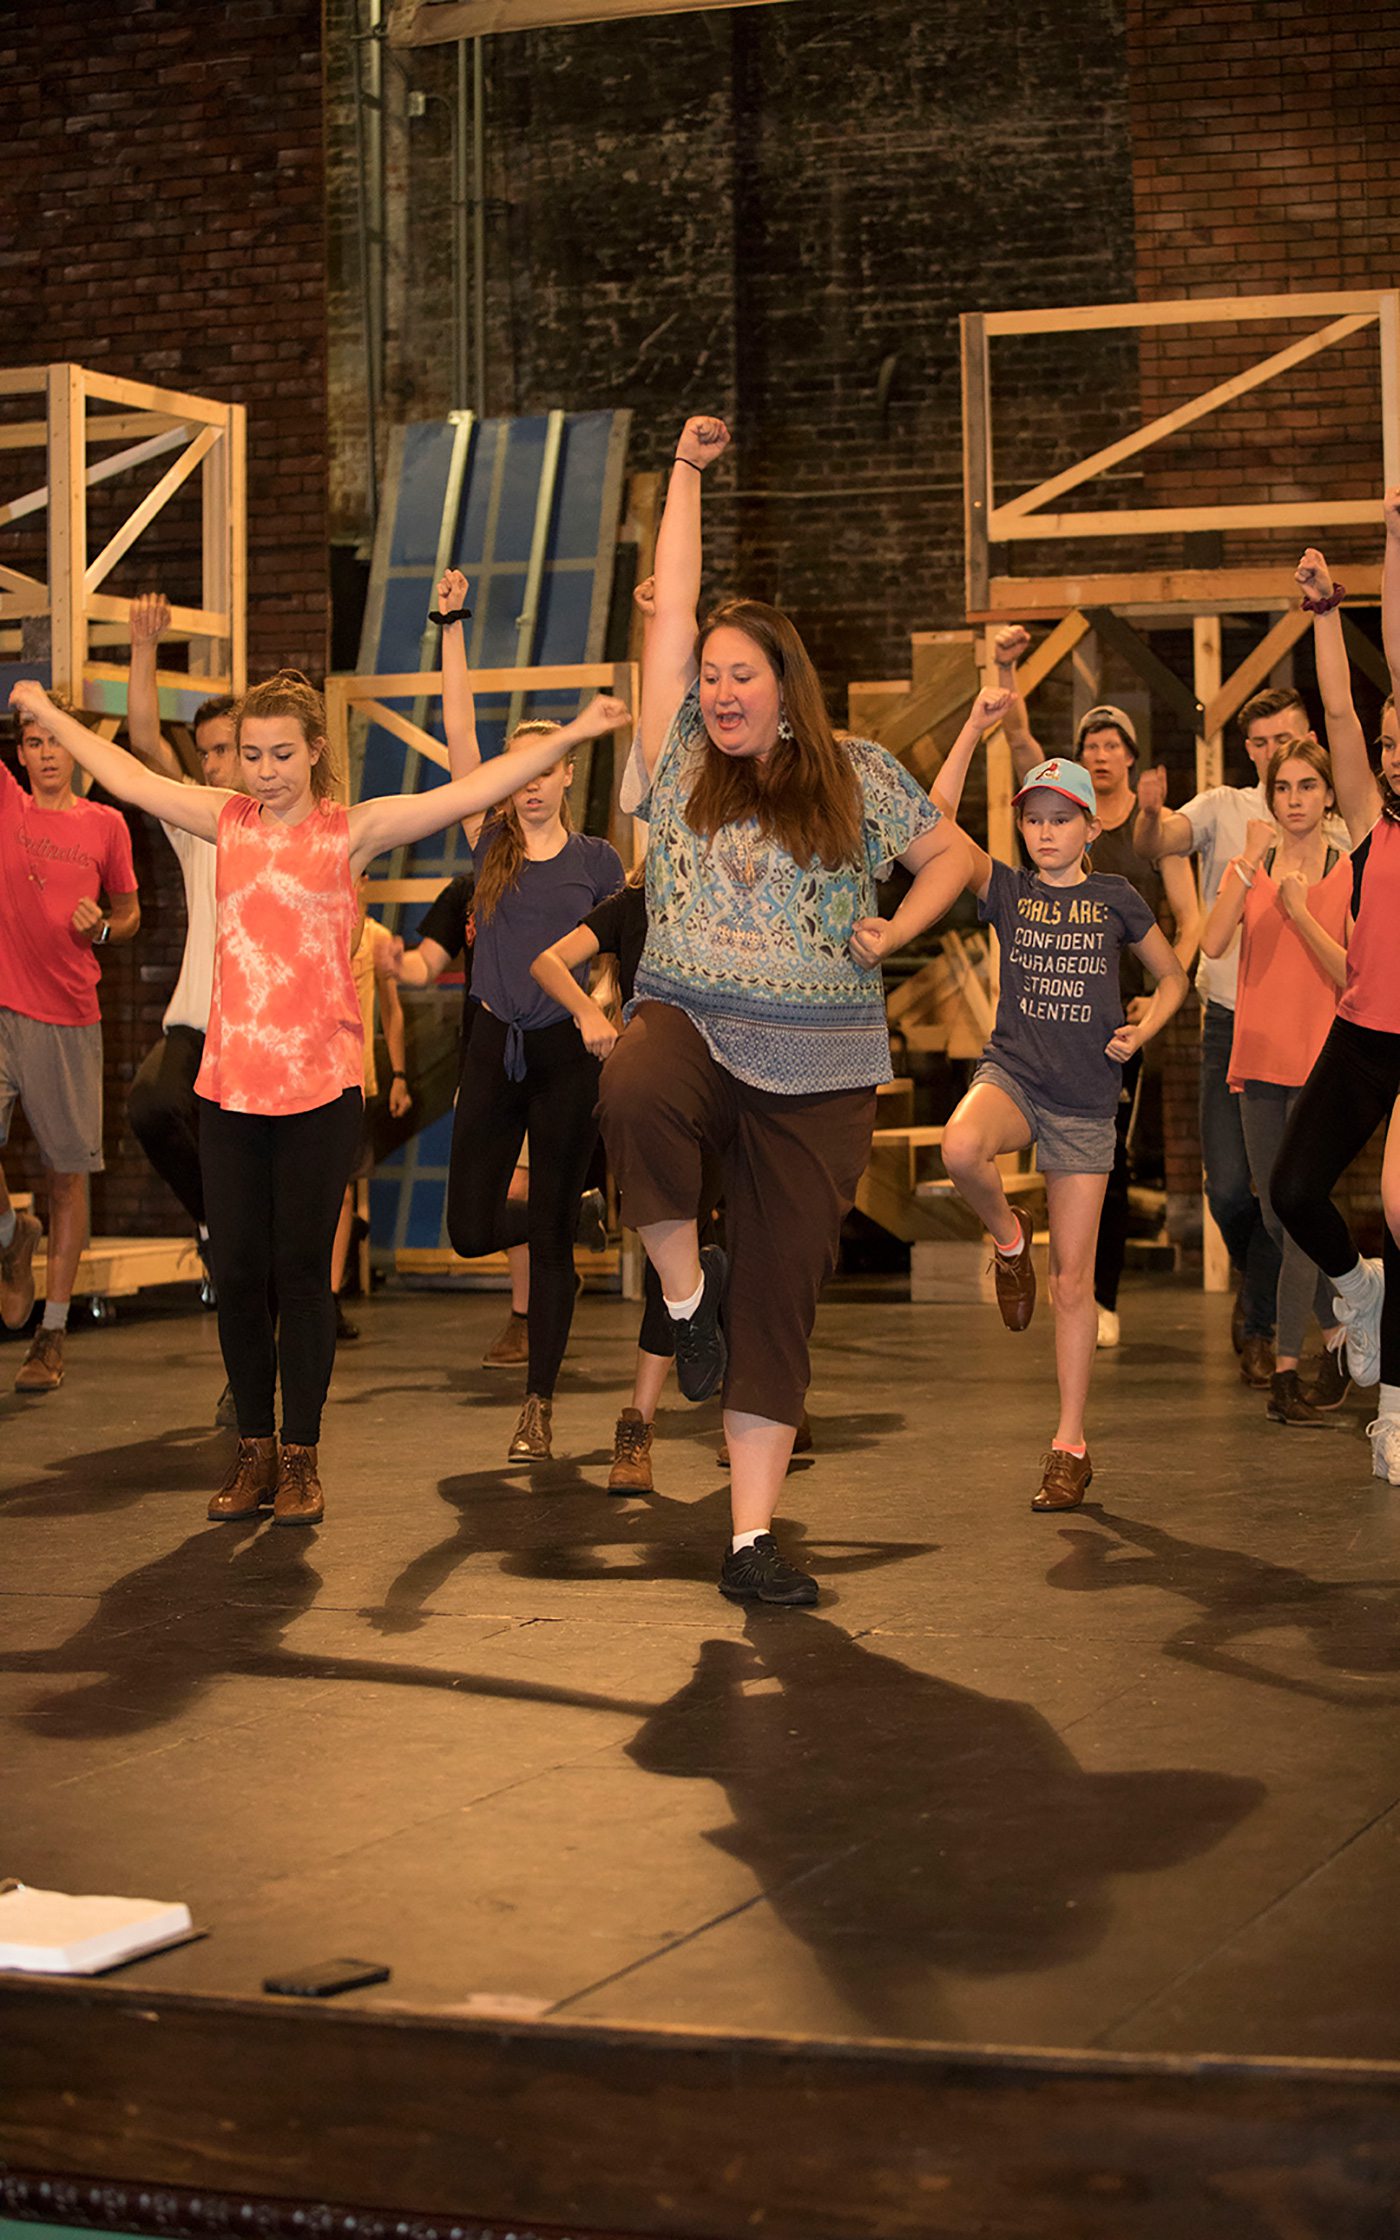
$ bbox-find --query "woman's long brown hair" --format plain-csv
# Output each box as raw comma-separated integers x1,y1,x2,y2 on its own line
474,720,571,922
684,600,863,871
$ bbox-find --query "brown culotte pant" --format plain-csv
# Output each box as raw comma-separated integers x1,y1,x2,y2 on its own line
598,1002,876,1427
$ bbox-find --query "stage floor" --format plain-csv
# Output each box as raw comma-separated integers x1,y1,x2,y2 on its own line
5,1273,1400,2065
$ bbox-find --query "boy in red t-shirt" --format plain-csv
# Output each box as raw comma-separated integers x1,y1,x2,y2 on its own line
0,699,140,1391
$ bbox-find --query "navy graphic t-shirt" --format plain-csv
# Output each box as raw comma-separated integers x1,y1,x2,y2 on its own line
978,860,1157,1117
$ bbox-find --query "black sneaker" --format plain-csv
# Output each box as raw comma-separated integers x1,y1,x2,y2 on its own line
719,1533,818,1607
673,1245,727,1403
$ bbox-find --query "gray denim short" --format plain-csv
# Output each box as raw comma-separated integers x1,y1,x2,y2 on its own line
971,1058,1116,1175
0,1007,105,1173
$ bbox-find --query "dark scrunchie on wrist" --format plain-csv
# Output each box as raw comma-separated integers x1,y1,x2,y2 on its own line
1300,580,1346,615
428,605,473,626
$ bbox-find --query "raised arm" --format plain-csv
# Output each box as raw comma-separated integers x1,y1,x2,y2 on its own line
1384,488,1400,707
1200,818,1272,958
433,566,488,844
1132,764,1195,861
931,685,1013,819
1297,546,1378,844
640,416,729,780
347,694,630,875
8,680,225,842
991,624,1041,784
125,594,184,781
529,923,616,1058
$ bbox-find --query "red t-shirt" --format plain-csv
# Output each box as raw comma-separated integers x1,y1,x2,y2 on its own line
0,759,138,1027
1339,816,1400,1035
1228,855,1350,1090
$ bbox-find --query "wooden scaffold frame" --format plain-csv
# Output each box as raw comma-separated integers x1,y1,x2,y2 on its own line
0,362,247,723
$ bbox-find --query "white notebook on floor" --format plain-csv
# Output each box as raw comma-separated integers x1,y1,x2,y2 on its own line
0,1882,194,1974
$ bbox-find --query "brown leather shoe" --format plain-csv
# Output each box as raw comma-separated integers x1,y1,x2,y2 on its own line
1239,1332,1274,1388
15,1325,64,1392
273,1442,324,1526
1266,1370,1327,1427
483,1310,529,1369
507,1392,552,1461
0,1209,43,1330
991,1209,1037,1331
208,1435,278,1521
608,1407,654,1493
1031,1446,1093,1511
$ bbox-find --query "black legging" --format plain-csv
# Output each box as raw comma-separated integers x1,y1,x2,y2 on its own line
447,1004,600,1398
200,1088,364,1444
129,1025,206,1224
1272,1017,1400,1383
1093,1048,1142,1314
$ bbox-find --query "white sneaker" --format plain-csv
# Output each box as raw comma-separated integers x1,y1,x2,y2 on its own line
1332,1257,1384,1388
1096,1306,1121,1350
1366,1414,1400,1485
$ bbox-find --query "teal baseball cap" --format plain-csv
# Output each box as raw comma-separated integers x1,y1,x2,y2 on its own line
1012,757,1098,818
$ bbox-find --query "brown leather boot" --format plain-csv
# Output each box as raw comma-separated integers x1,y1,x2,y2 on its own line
991,1209,1037,1331
273,1443,325,1526
208,1436,278,1521
507,1393,552,1461
608,1408,654,1494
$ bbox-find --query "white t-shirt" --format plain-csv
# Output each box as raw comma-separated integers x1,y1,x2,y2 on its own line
161,781,218,1034
1180,781,1349,1010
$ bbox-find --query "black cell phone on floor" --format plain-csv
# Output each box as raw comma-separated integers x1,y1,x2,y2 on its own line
262,1957,390,1998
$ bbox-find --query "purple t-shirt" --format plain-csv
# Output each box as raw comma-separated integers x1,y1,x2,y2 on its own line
978,860,1156,1117
469,824,623,1039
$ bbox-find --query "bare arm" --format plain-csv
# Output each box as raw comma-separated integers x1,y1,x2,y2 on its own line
8,681,226,842
529,923,616,1058
640,417,729,781
125,594,184,781
434,566,487,843
347,695,630,875
1159,849,1200,975
71,888,141,948
1133,764,1195,861
930,686,1014,820
1297,546,1378,843
1384,488,1400,705
1107,926,1188,1060
1277,872,1348,990
848,816,974,967
1201,818,1272,959
394,935,454,989
991,624,1041,783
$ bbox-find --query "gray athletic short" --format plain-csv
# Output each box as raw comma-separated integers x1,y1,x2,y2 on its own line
0,1006,105,1173
971,1058,1116,1176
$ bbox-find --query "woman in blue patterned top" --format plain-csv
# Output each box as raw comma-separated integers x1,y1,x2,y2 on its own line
599,415,968,1607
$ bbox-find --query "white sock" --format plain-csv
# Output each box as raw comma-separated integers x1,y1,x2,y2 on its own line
1380,1384,1400,1420
731,1528,765,1552
0,1208,14,1252
197,1222,210,1241
42,1298,69,1333
665,1274,705,1321
994,1226,1026,1258
1334,1260,1373,1301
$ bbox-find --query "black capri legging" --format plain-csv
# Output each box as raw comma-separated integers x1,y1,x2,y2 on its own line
1272,1016,1400,1384
447,1004,600,1397
200,1087,364,1446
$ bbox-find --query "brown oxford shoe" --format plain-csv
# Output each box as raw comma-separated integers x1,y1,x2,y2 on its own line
209,1436,278,1521
991,1208,1037,1332
1031,1446,1093,1512
273,1443,325,1527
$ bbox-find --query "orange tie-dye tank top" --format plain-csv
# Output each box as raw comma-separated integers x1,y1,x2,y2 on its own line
195,794,364,1116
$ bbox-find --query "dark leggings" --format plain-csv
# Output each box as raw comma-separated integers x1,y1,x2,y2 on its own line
129,1026,206,1225
1272,1017,1400,1383
199,1089,364,1445
447,1005,600,1397
1093,1049,1142,1314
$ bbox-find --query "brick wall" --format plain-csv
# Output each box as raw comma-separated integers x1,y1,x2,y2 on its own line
0,0,329,1240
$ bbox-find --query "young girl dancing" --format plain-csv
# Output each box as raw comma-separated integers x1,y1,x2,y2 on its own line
7,671,627,1524
934,692,1188,1511
1200,734,1349,1427
434,568,625,1465
1273,530,1400,1479
597,417,968,1605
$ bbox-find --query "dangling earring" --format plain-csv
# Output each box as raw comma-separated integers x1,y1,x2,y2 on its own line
777,707,794,744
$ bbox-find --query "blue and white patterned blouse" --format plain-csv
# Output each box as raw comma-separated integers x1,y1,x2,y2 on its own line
631,683,942,1094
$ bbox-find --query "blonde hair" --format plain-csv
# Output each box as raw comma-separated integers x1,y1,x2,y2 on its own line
473,720,572,923
235,670,339,800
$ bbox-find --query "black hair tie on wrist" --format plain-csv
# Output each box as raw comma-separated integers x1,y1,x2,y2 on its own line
428,605,473,626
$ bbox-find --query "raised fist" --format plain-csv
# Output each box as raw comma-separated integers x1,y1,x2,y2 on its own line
992,624,1031,669
437,566,471,610
129,592,170,645
674,417,730,471
848,916,893,969
574,694,631,739
9,677,53,725
1136,764,1169,817
1243,818,1275,864
1295,548,1333,604
1276,869,1309,921
969,685,1014,733
71,896,105,941
632,574,656,618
